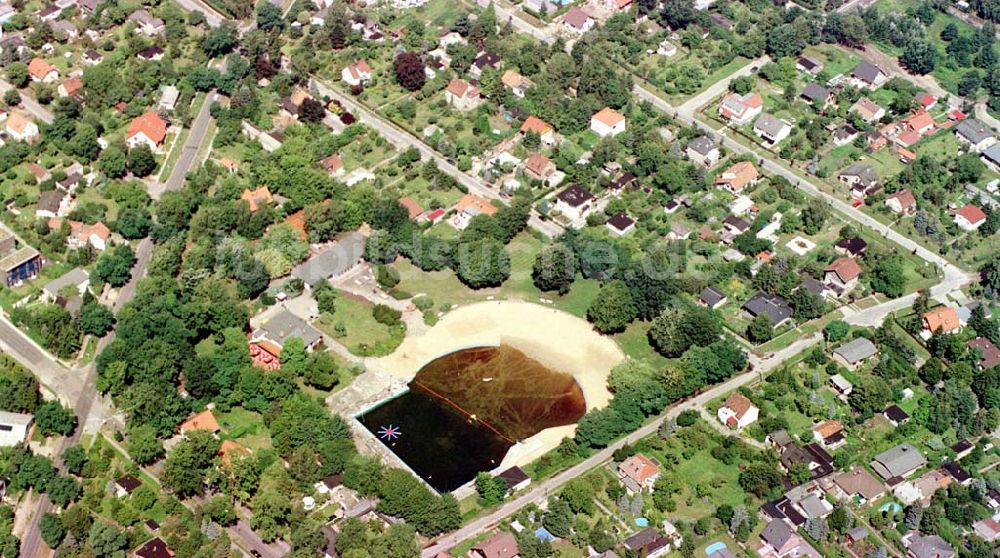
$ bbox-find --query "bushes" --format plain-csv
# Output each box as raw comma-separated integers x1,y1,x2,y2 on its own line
372,304,402,326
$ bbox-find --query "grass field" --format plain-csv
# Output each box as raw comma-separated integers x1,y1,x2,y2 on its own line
315,291,405,356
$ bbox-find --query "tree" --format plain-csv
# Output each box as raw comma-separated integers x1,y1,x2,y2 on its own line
201,23,239,57
475,472,508,506
4,89,20,106
0,362,41,412
455,238,510,288
901,40,938,74
746,314,775,343
587,280,637,333
100,146,127,179
88,521,128,557
738,462,782,497
304,351,339,390
126,145,157,177
848,377,891,416
128,424,164,464
35,401,75,436
824,320,849,342
542,498,574,538
93,244,135,287
533,244,576,294
61,445,87,475
115,207,152,239
162,430,221,496
46,475,81,507
868,256,906,297
298,98,326,123
279,337,307,376
80,302,114,336
648,306,722,357
6,62,28,88
39,512,64,548
394,52,426,91
256,2,283,31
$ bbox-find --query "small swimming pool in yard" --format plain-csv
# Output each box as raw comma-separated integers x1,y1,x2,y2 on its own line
705,542,727,555
634,518,648,527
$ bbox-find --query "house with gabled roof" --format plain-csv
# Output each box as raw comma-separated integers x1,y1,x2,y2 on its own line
590,107,625,137
717,392,758,429
554,185,595,222
719,92,763,125
341,60,372,87
520,116,556,145
954,203,986,231
754,114,791,145
922,306,961,335
618,453,659,493
886,189,917,214
849,61,888,89
445,78,481,111
523,153,556,181
28,58,59,83
850,97,885,122
714,161,759,193
179,410,220,435
954,118,996,152
824,257,862,296
126,111,168,151
562,7,594,33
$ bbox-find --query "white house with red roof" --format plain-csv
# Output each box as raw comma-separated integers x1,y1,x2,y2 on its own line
954,203,987,231
719,92,763,125
590,107,625,137
126,111,168,151
717,393,759,429
444,77,481,111
563,7,594,33
341,60,372,87
886,189,917,215
28,58,59,83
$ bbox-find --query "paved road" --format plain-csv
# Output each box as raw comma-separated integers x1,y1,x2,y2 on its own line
309,77,563,238
0,78,55,124
421,333,822,557
472,0,555,44
150,91,218,199
173,0,227,27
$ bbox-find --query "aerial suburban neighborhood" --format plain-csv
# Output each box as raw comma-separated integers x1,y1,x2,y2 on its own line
0,0,998,558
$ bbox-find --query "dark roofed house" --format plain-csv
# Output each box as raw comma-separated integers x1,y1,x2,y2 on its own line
114,475,142,497
498,466,530,492
252,308,322,350
743,291,793,327
851,61,888,89
967,337,1000,370
902,533,954,558
554,184,596,221
801,83,832,107
833,337,878,370
135,537,173,558
950,439,974,459
760,519,799,556
622,527,673,558
954,118,996,152
292,231,366,287
871,443,926,480
839,164,880,199
941,461,971,485
796,56,823,75
835,237,867,258
884,405,910,427
606,212,636,236
699,286,728,309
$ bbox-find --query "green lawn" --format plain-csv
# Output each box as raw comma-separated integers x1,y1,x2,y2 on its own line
216,407,272,452
314,292,405,356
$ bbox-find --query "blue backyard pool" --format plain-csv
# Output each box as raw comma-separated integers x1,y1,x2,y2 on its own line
635,518,649,527
705,542,727,555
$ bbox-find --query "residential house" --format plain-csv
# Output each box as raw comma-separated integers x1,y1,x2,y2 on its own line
729,195,755,216
829,374,853,397
796,56,823,75
832,124,860,146
657,41,677,56
590,107,625,138
686,136,719,167
319,154,344,177
718,92,763,125
830,467,885,503
0,244,42,287
35,190,68,219
850,97,886,122
399,197,424,220
812,420,846,449
954,118,996,152
179,410,220,435
823,256,862,296
291,232,367,288
28,58,58,83
135,537,173,558
470,52,501,79
941,461,971,485
903,110,936,138
159,86,180,111
917,92,937,110
838,164,880,200
341,60,372,87
6,112,39,143
523,153,556,181
622,527,675,558
800,83,833,109
742,291,793,327
886,189,917,214
668,222,692,241
137,46,165,61
722,215,751,236
884,405,910,427
470,532,519,558
520,116,556,145
894,469,952,506
41,267,89,303
444,78,481,111
82,49,103,65
954,203,986,231
901,533,954,558
717,392,759,429
252,308,323,355
58,76,83,98
554,185,595,221
498,466,531,492
0,411,32,446
563,7,594,33
923,306,961,335
871,443,927,480
778,443,835,480
127,9,166,36
971,518,1000,543
606,212,636,236
618,453,660,493
114,475,142,497
832,337,878,370
451,194,498,230
968,337,1000,370
501,70,533,98
834,237,868,258
714,161,760,194
849,61,888,89
981,142,1000,172
757,519,814,558
699,286,727,309
754,114,792,145
240,186,273,212
126,111,168,151
77,0,98,14
58,221,110,251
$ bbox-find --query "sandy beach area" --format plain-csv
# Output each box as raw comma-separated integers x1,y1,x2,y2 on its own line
371,300,624,469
